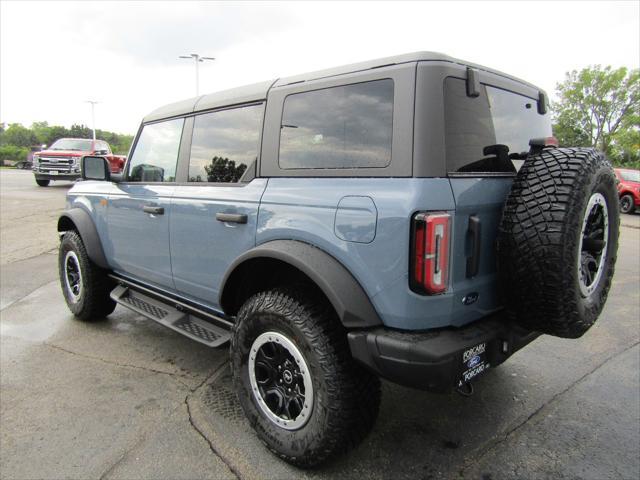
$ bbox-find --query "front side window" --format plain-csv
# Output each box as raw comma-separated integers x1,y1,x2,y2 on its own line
279,79,394,169
444,77,551,173
188,104,263,183
128,118,184,182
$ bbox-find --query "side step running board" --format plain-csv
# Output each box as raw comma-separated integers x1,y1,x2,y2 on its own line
110,285,231,348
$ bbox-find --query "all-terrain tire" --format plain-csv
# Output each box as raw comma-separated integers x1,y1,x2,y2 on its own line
498,148,619,338
36,179,50,187
620,193,635,214
59,230,116,321
231,287,381,468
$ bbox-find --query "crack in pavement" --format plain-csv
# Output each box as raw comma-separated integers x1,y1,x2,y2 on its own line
98,429,152,480
461,340,640,474
184,360,243,480
95,362,232,480
43,342,194,388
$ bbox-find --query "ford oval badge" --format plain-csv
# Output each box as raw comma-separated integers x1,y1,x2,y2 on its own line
462,292,479,306
467,355,481,368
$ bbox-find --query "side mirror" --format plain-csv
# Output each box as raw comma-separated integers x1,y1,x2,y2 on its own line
82,155,111,181
94,149,109,155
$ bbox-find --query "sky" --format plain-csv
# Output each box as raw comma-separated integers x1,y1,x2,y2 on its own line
1,0,638,135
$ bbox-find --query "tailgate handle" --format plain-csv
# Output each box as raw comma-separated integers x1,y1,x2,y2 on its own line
143,205,164,215
466,215,481,278
216,212,247,224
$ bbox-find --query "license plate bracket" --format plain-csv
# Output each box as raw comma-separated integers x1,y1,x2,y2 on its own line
459,342,490,386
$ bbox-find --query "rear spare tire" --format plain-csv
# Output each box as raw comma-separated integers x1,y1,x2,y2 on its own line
498,148,619,338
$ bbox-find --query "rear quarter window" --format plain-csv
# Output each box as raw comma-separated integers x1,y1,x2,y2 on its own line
444,77,551,173
279,79,394,169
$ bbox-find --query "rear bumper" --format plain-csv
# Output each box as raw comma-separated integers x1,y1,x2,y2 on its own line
348,312,539,392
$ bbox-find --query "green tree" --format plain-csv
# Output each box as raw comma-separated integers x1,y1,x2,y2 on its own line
0,121,133,155
202,156,247,183
1,123,38,147
0,145,29,164
552,65,639,166
46,126,71,146
31,121,50,145
69,124,92,139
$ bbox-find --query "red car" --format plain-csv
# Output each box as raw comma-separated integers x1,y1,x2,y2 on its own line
32,138,126,187
614,168,640,214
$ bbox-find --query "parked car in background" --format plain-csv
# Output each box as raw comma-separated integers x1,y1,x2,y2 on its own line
14,160,33,170
32,138,126,187
614,168,640,214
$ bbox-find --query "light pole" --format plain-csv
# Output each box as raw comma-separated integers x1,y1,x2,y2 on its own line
179,53,215,96
84,100,98,141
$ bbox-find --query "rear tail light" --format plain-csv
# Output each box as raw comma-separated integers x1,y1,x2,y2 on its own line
410,212,451,294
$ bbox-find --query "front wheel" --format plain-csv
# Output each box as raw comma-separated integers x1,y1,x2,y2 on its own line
231,288,381,467
620,194,635,214
59,231,116,321
36,179,50,187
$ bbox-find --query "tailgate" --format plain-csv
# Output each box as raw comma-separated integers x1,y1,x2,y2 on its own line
448,176,513,318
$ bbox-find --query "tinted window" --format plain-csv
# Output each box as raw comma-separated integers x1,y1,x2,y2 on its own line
128,118,184,182
188,104,263,183
279,79,393,169
444,77,551,173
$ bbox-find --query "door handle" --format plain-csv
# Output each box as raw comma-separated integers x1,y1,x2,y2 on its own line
143,205,164,215
216,212,247,224
466,215,481,278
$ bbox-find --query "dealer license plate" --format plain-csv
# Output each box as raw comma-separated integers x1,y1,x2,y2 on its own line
49,170,58,175
459,342,490,386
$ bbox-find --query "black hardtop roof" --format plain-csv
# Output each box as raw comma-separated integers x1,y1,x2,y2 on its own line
143,51,543,123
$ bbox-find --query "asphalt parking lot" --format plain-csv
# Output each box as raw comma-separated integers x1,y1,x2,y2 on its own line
1,169,639,480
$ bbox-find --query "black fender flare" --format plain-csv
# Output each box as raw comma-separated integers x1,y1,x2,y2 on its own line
57,208,109,269
219,240,383,329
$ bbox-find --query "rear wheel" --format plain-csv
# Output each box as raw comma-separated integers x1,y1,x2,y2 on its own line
59,231,116,321
620,194,635,214
231,288,381,467
36,179,50,187
498,148,619,338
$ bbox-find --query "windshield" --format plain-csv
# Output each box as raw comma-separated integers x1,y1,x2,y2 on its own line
49,139,93,151
619,170,640,182
444,77,552,173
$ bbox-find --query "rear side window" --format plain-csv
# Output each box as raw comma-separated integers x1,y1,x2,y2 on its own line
96,141,110,153
128,118,184,182
444,77,551,173
188,104,263,183
279,79,394,169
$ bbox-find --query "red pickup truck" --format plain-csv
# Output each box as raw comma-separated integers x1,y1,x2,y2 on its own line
614,168,640,214
32,138,126,187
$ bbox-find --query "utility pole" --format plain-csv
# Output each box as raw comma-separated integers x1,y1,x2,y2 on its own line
84,100,98,140
179,53,215,96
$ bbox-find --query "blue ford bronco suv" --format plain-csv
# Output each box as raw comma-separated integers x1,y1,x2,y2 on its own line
58,52,619,467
